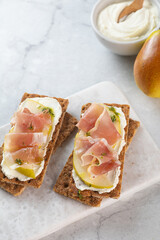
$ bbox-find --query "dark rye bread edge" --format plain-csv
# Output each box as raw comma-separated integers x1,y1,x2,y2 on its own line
53,117,140,206
0,180,25,197
126,119,140,150
0,112,77,196
53,112,78,153
0,93,68,188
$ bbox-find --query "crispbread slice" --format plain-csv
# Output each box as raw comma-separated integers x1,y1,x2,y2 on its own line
0,180,25,196
53,153,102,207
77,103,130,199
0,93,68,188
0,111,77,196
54,103,140,206
53,112,78,152
0,112,77,196
54,116,140,206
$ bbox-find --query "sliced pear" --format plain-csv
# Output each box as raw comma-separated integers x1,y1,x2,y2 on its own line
73,134,115,189
20,99,54,119
73,151,114,189
20,99,54,137
105,105,122,151
9,127,14,133
16,167,36,179
20,99,44,114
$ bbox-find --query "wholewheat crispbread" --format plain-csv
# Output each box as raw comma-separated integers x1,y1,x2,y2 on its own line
54,103,140,206
0,111,77,196
53,112,78,152
53,152,102,207
79,103,130,199
0,93,68,188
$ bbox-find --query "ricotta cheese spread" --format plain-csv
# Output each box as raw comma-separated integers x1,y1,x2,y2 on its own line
97,0,159,41
1,97,62,181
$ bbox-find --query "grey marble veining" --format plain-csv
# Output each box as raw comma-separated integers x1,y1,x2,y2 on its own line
43,183,160,240
1,82,159,240
0,0,160,240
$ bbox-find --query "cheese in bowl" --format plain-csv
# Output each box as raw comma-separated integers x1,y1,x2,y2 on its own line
97,0,159,42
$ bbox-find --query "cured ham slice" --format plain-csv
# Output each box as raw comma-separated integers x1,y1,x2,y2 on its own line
81,138,116,166
4,133,47,152
75,136,96,159
10,146,43,164
87,160,120,178
77,103,121,145
11,108,52,133
3,107,51,168
77,104,104,132
74,136,120,176
90,108,121,145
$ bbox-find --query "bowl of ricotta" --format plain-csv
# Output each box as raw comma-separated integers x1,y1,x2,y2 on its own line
91,0,160,55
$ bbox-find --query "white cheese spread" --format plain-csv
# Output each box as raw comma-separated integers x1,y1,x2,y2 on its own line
97,0,159,41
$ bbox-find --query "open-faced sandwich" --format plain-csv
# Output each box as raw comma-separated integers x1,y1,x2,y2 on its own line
0,93,78,195
54,103,140,207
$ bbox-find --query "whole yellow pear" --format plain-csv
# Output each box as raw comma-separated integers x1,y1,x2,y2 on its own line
134,30,160,98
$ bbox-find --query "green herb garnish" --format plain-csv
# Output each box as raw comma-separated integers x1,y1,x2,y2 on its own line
111,115,116,122
15,159,23,165
88,184,92,187
109,107,119,116
95,159,99,165
42,107,55,117
28,123,34,130
86,131,91,136
78,190,83,200
101,152,106,156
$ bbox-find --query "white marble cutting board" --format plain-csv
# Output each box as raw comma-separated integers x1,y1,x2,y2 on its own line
0,82,160,240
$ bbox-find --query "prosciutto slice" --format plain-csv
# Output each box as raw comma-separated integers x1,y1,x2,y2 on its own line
11,108,52,133
4,133,47,152
75,136,96,159
75,136,120,176
10,146,43,164
77,103,121,145
87,160,120,178
81,138,116,166
77,104,104,132
90,108,121,145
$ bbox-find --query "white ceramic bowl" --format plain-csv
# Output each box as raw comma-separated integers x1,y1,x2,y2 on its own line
91,0,160,56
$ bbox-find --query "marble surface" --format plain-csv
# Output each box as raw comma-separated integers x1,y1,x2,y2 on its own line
1,82,160,240
0,0,160,239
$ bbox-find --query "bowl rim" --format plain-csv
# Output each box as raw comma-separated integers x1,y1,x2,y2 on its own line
91,0,160,45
